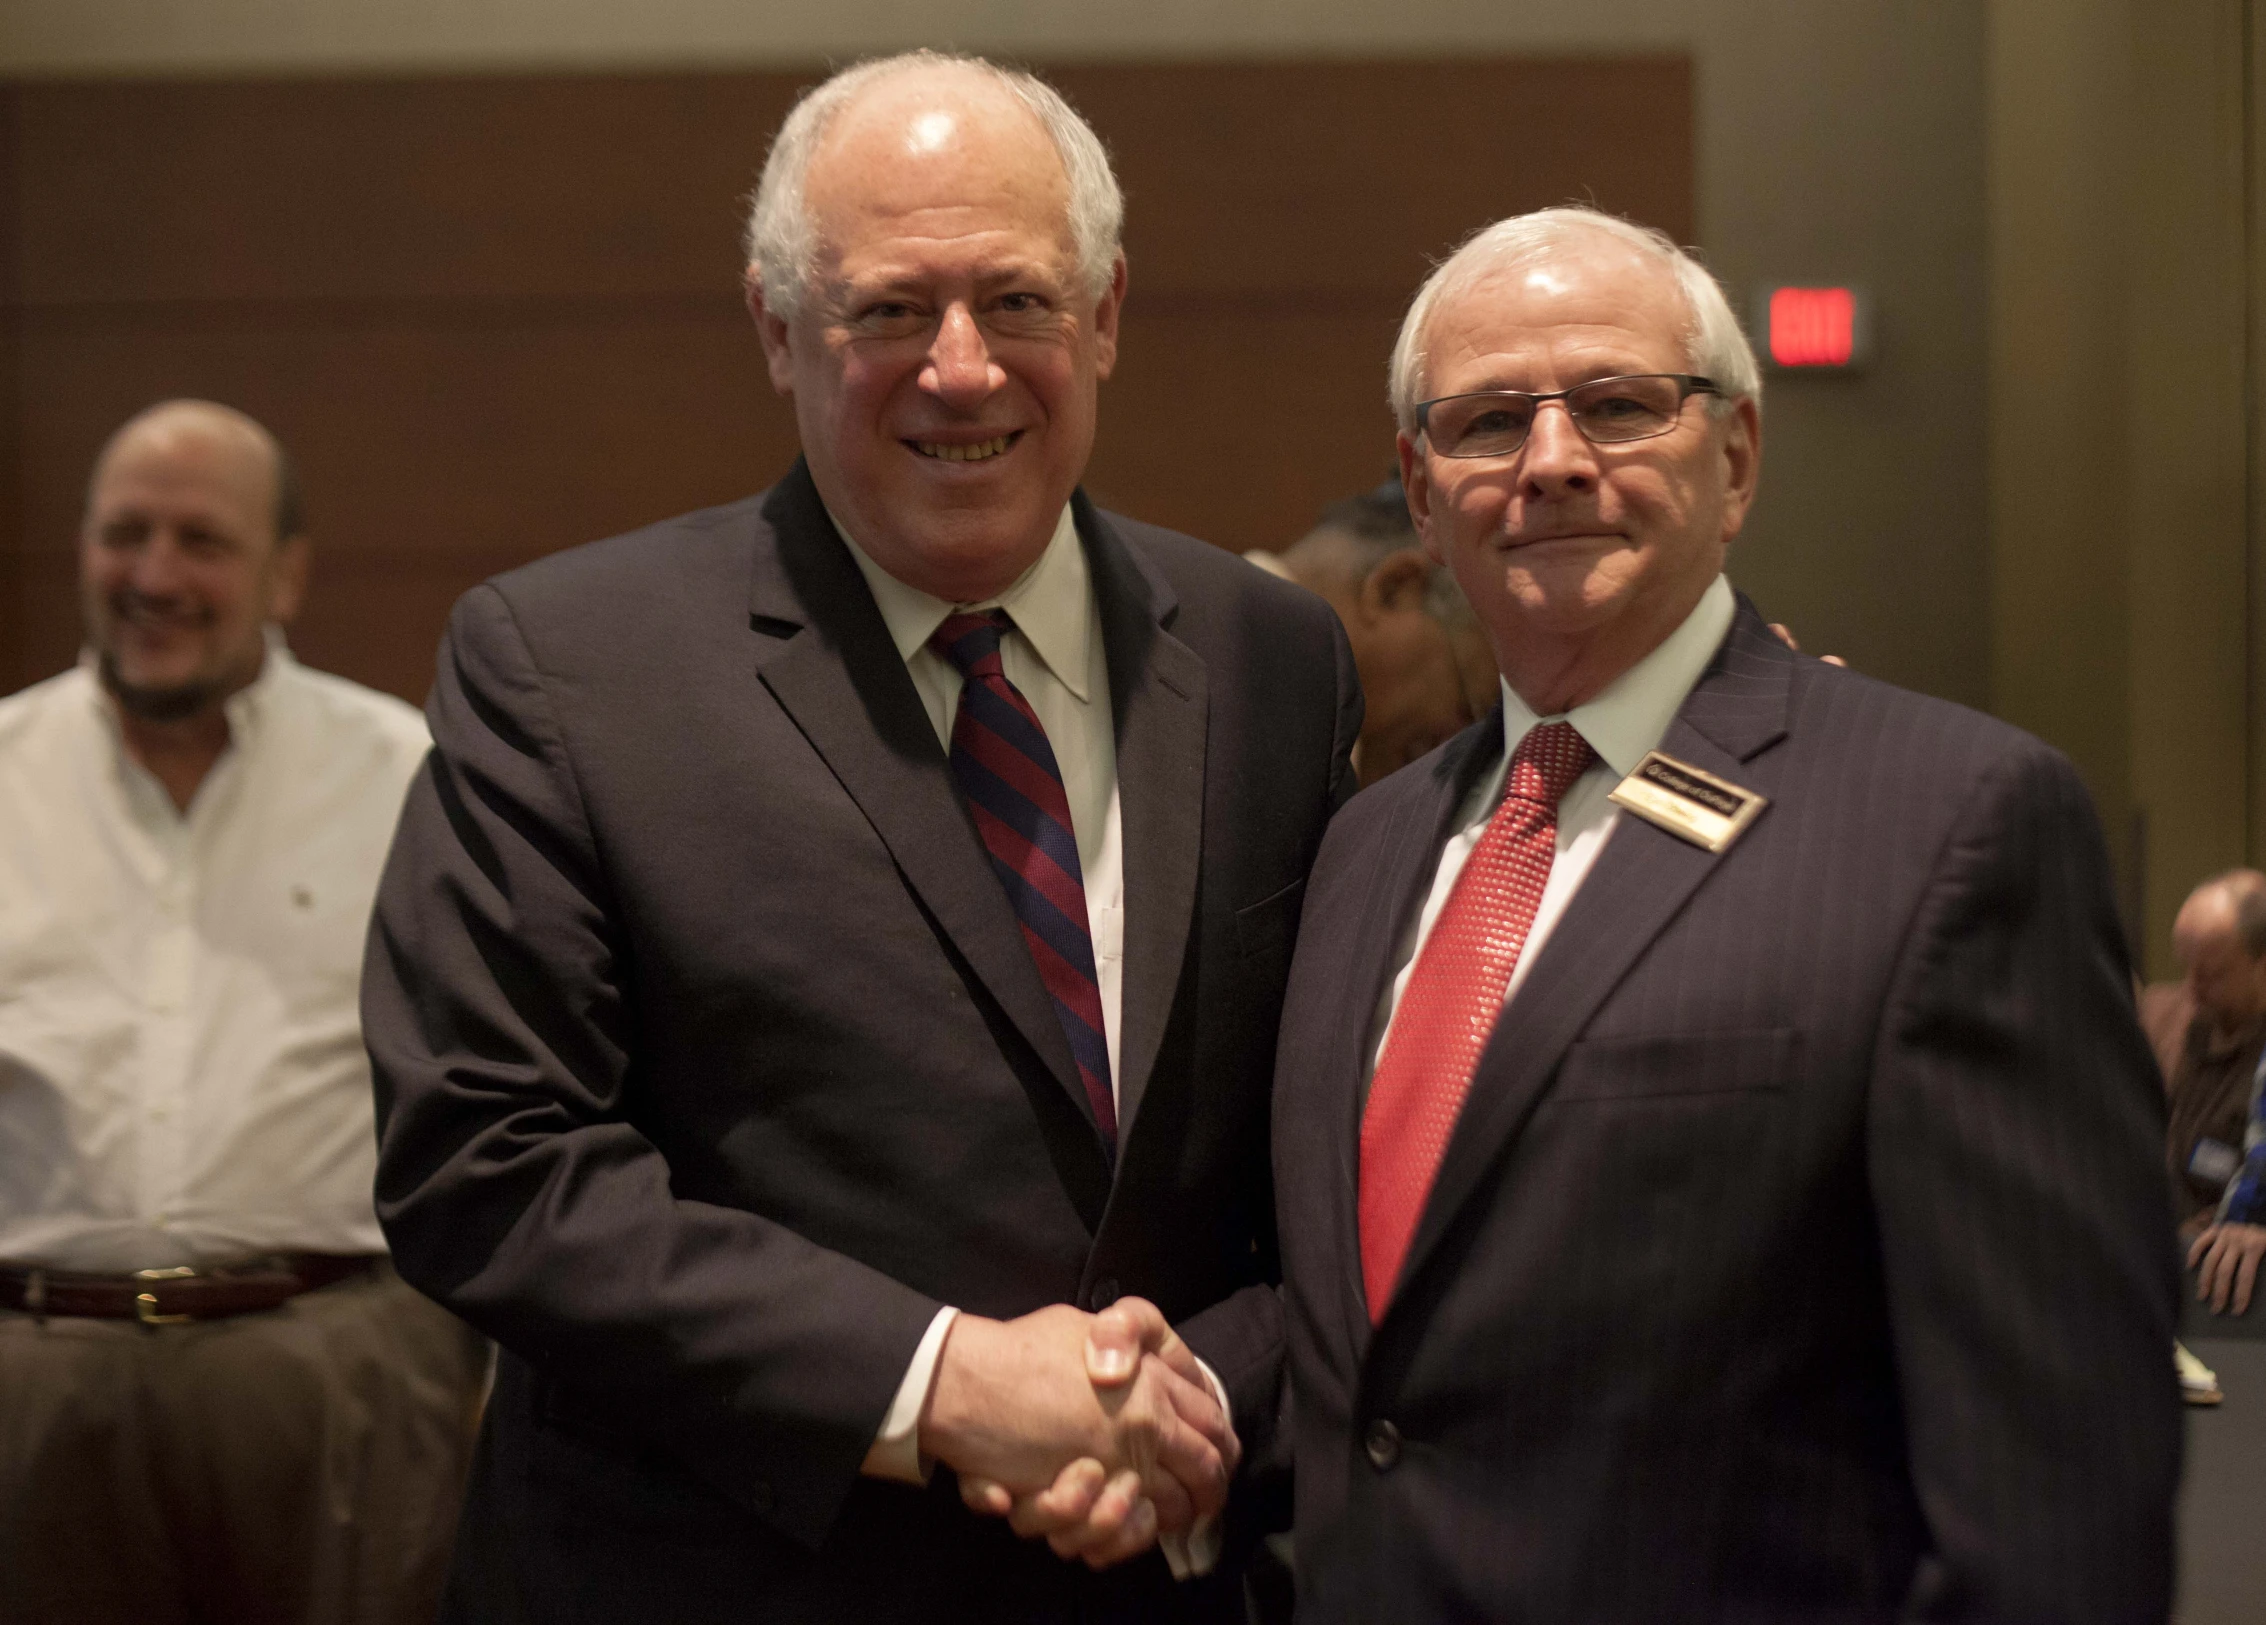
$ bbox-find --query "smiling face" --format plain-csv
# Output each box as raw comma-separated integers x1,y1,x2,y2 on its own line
1397,239,1759,713
79,405,307,723
749,68,1123,603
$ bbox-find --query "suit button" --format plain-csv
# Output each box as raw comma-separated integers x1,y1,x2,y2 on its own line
1364,1420,1402,1471
1090,1278,1121,1310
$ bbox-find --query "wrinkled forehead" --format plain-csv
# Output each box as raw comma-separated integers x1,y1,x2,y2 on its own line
805,68,1073,240
1428,241,1693,364
88,415,278,530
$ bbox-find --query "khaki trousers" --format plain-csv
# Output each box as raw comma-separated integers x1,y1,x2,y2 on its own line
0,1262,488,1625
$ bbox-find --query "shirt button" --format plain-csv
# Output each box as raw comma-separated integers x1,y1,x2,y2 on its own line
1089,1278,1121,1310
1364,1419,1402,1471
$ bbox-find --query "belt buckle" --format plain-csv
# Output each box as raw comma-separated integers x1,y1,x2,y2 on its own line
132,1266,195,1326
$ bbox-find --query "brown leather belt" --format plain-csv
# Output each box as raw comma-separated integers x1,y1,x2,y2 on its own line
0,1253,383,1325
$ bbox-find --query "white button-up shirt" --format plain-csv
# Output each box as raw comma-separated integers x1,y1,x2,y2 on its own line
1369,574,1738,1079
0,638,430,1272
836,506,1127,1089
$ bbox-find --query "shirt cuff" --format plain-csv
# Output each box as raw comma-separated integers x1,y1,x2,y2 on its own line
1158,1354,1231,1580
860,1305,959,1486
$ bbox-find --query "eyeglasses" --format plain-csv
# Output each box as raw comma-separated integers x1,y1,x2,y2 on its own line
1415,374,1722,459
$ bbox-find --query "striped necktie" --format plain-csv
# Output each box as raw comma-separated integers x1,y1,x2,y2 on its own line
1358,720,1595,1321
930,609,1117,1156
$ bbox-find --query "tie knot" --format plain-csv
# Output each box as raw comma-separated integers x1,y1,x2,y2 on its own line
1506,721,1595,809
931,609,1013,679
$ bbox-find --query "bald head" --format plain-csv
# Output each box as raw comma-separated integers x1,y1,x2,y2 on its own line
79,399,310,725
91,400,301,547
805,67,1073,288
2174,869,2266,1038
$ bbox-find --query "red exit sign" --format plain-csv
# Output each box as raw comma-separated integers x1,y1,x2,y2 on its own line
1755,285,1872,371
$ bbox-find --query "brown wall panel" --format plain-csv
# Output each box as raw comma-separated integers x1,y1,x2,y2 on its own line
2,88,21,689
1090,307,1406,551
1057,59,1692,299
15,76,806,304
12,304,800,685
6,59,1691,701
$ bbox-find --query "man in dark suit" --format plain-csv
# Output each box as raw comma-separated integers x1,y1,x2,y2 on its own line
1268,206,2181,1622
362,52,1356,1622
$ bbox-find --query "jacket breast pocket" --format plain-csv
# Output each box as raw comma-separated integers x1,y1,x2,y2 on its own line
1552,1026,1802,1104
1234,877,1306,962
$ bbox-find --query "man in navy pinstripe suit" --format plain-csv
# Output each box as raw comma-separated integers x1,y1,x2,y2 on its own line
1266,206,2181,1622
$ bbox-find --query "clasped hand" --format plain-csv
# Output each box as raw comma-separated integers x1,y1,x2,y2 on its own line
918,1298,1237,1569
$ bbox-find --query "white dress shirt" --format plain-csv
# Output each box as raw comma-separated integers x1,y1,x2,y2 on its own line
1368,575,1737,1080
834,509,1222,1575
0,637,430,1272
837,506,1127,1090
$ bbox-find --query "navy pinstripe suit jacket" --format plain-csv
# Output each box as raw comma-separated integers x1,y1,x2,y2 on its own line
1271,598,2180,1623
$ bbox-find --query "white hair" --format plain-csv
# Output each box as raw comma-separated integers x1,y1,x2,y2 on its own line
1387,206,1762,432
744,50,1124,323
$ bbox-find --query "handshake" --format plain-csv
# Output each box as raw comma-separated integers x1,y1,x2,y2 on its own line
916,1298,1242,1570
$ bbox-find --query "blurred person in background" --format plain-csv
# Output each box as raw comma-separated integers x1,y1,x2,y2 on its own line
0,400,488,1625
2152,870,2266,1235
2189,1054,2266,1318
2173,873,2266,1320
1247,479,1497,786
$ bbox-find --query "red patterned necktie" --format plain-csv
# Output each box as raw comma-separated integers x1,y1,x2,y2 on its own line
930,609,1117,1156
1358,720,1596,1322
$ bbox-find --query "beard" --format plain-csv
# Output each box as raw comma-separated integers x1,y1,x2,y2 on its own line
97,649,228,724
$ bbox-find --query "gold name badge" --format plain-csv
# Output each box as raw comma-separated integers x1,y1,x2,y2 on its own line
1607,750,1768,854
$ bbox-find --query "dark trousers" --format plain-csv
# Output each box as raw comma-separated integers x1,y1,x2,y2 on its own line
0,1262,488,1625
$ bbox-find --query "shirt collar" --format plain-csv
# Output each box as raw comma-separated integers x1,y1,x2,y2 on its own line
830,505,1093,702
77,624,296,752
1499,574,1737,777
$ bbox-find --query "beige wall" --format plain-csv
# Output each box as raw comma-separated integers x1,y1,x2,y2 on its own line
1989,0,2263,974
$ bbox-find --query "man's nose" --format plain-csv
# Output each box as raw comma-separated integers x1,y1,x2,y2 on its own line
1519,400,1599,497
921,304,1005,407
124,532,190,596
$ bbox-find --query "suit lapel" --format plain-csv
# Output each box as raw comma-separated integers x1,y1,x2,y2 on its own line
1080,496,1206,1141
745,465,1112,1212
1386,604,1795,1325
1330,720,1508,1360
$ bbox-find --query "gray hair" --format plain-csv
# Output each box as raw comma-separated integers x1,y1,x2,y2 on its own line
1387,206,1762,433
744,50,1124,323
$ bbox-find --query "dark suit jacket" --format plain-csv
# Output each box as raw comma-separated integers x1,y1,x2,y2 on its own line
362,461,1359,1623
1272,599,2179,1624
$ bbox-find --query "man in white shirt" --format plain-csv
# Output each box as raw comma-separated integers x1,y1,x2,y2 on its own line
1266,207,2180,1621
0,400,488,1625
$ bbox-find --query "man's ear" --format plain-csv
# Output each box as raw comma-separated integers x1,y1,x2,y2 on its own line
1397,433,1446,567
1361,548,1433,619
1091,254,1128,381
746,269,797,396
267,534,312,627
1716,395,1763,541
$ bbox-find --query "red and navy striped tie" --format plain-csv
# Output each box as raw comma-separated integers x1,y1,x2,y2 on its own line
931,610,1117,1155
